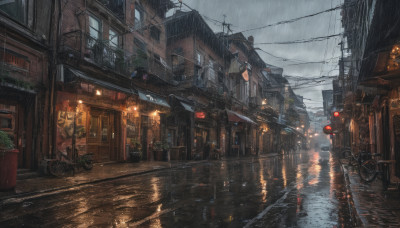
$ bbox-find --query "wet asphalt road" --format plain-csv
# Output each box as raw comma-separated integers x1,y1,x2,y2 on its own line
0,149,351,227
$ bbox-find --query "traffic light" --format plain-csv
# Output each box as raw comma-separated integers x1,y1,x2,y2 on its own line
323,125,333,135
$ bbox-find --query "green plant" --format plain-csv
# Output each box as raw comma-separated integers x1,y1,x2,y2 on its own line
0,130,14,150
153,141,162,151
161,140,170,150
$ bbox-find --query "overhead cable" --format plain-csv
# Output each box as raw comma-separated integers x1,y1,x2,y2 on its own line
255,33,342,45
237,4,343,33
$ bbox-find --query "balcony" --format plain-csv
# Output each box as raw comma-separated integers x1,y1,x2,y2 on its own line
96,0,125,21
59,30,132,77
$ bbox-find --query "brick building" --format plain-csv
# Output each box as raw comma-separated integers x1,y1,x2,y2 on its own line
0,0,52,169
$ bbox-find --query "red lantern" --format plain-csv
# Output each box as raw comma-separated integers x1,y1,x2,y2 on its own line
323,125,333,135
333,111,340,117
195,112,206,119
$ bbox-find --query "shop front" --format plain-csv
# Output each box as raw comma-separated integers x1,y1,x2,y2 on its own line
167,95,194,160
0,40,48,169
55,67,134,162
225,109,257,157
0,87,36,168
135,90,170,161
193,110,219,159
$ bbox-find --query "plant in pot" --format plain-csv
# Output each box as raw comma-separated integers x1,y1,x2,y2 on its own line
129,142,142,162
161,140,170,161
0,130,14,150
0,130,18,191
153,141,163,161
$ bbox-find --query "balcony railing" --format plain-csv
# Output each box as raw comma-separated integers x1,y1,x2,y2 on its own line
60,31,132,76
60,31,174,83
96,0,125,21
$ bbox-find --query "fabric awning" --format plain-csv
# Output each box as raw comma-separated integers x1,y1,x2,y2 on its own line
180,101,194,112
284,127,293,133
138,90,170,108
226,109,256,125
66,67,135,95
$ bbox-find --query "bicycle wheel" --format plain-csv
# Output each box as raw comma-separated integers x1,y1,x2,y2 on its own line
350,153,360,167
359,159,378,182
49,160,68,177
83,160,93,170
341,149,351,159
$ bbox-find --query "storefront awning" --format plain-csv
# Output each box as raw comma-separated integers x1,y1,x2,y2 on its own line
284,127,292,133
66,67,135,95
138,90,170,108
180,102,194,112
226,109,256,125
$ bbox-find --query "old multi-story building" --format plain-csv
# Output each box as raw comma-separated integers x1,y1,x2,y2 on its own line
0,0,52,169
341,0,400,180
54,0,174,163
165,10,233,158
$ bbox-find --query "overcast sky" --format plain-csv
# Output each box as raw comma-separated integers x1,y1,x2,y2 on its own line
168,0,343,111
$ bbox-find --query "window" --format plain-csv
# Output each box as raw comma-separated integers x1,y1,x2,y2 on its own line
208,60,215,81
150,26,160,42
134,5,144,29
252,83,257,97
196,51,204,66
0,0,27,25
109,29,118,48
88,15,101,47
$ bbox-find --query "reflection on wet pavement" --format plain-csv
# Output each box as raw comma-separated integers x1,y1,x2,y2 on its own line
0,149,351,227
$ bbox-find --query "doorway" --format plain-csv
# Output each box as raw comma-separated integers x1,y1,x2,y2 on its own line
87,108,118,162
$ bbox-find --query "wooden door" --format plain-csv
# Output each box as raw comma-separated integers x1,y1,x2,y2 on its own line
87,109,113,162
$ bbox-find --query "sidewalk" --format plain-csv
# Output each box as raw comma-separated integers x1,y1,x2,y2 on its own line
341,161,400,227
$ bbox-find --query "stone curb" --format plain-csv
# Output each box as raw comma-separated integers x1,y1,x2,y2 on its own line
340,162,363,227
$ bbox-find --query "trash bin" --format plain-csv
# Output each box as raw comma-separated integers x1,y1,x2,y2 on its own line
0,149,19,191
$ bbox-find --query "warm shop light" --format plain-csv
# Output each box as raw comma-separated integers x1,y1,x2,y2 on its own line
78,100,83,104
134,106,137,111
95,89,102,96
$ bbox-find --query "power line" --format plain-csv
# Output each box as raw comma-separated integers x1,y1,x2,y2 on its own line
255,33,342,45
237,4,343,34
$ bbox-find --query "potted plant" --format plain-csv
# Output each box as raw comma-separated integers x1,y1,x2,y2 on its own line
0,130,13,150
129,142,142,162
0,130,18,191
161,140,170,161
153,141,163,161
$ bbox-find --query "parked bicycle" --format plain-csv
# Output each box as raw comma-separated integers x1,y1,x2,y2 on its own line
340,147,359,167
340,146,374,177
358,154,395,190
48,148,93,177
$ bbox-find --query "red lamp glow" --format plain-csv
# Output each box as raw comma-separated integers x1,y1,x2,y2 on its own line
333,111,340,117
323,125,333,135
195,112,206,119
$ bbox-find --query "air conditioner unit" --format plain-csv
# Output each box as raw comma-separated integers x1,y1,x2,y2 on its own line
56,64,64,82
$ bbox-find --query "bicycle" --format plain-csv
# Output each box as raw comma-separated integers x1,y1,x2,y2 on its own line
359,154,395,190
340,147,358,166
48,148,93,177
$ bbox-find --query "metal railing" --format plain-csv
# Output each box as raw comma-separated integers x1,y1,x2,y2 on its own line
60,31,174,82
60,30,131,76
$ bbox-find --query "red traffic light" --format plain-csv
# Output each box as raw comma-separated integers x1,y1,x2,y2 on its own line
323,125,333,135
333,111,340,117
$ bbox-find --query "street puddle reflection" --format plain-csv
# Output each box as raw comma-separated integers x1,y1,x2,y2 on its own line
308,151,321,185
